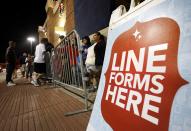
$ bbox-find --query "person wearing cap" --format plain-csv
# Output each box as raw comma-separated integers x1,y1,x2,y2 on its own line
5,41,17,86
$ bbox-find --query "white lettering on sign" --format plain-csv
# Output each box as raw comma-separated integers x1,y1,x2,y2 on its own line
105,43,167,125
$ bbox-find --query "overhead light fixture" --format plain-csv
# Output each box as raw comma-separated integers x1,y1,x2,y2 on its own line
55,26,66,36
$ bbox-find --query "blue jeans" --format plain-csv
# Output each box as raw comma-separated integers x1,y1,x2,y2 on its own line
6,63,15,83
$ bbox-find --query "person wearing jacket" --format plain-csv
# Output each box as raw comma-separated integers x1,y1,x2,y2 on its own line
5,41,17,86
44,39,54,81
93,32,106,67
81,36,91,65
19,52,27,77
85,32,106,90
85,32,106,73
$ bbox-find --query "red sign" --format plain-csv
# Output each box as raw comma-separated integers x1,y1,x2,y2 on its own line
101,17,187,131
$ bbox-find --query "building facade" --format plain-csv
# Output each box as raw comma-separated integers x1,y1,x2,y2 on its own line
39,0,75,46
39,0,145,46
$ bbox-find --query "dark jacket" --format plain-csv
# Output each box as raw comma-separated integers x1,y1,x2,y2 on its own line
94,40,106,66
46,42,54,53
5,47,16,64
19,55,26,65
82,44,91,64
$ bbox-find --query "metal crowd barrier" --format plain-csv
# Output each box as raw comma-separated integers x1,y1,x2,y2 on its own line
51,30,90,115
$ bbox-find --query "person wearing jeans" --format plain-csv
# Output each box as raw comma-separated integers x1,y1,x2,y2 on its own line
25,54,33,81
5,41,17,86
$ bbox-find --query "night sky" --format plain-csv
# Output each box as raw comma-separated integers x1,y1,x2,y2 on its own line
0,0,47,63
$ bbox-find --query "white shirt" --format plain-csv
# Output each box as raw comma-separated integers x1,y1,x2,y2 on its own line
85,43,97,65
34,43,46,63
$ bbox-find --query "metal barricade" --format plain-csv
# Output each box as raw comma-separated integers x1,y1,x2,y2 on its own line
51,30,90,115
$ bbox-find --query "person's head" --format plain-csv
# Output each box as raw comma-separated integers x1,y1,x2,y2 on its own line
23,52,27,57
59,35,65,40
28,53,31,57
82,36,91,46
40,38,48,44
9,41,16,48
93,32,104,43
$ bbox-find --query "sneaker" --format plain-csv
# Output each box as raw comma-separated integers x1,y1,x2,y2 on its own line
47,80,52,84
7,82,16,87
31,80,39,87
87,86,97,93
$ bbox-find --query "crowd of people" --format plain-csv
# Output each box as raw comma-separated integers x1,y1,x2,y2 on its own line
5,38,53,87
81,32,106,90
4,31,106,90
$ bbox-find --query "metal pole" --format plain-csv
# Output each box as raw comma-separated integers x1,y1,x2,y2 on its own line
31,41,32,54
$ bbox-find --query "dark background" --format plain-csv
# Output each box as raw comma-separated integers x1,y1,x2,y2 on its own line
74,0,131,37
0,0,136,63
0,0,47,63
74,0,113,37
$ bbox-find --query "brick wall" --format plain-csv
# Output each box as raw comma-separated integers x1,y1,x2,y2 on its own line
64,0,75,33
40,0,75,47
45,7,63,46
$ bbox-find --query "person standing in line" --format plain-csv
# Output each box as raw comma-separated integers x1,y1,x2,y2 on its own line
85,32,106,90
93,32,106,69
12,59,19,79
81,36,91,65
25,53,33,82
31,38,46,86
19,52,27,77
85,32,106,73
5,41,17,86
44,38,54,80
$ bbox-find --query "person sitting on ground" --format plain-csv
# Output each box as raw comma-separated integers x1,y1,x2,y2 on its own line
31,38,47,86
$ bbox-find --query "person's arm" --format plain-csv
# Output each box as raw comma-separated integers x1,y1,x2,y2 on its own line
25,57,28,63
5,48,9,63
42,44,46,58
6,48,14,63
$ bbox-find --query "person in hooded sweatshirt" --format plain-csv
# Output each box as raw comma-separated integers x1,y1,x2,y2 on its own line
5,41,17,86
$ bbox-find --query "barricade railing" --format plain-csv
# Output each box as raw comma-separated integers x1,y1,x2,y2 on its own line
51,30,91,115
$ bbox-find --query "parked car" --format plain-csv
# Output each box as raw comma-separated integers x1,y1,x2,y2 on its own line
0,63,6,73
